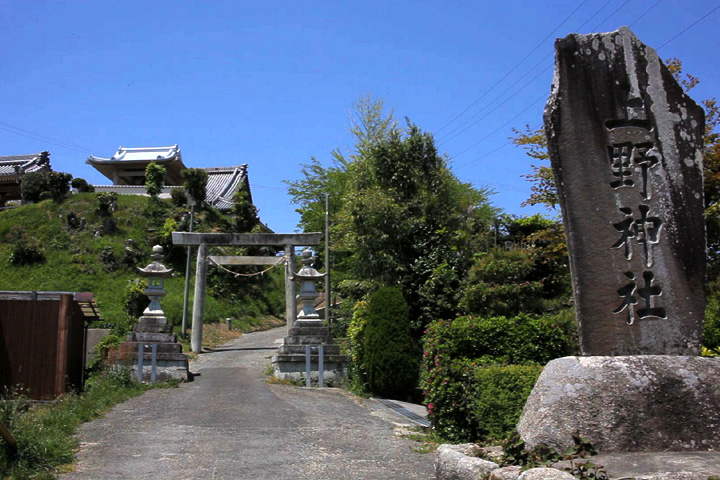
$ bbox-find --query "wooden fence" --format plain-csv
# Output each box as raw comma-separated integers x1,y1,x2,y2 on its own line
0,294,86,400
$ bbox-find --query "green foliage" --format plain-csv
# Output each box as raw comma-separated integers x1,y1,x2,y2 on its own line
286,96,498,332
232,188,259,233
0,368,163,479
181,168,208,206
462,249,544,316
704,281,720,349
6,225,45,265
421,315,568,441
123,279,148,321
346,300,370,392
170,187,187,207
362,287,418,398
0,194,283,331
470,365,543,439
145,161,166,197
71,177,94,193
95,192,117,215
21,170,73,203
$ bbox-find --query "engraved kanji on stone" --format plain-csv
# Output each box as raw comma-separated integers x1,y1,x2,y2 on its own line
609,144,635,189
613,271,638,325
636,270,666,320
606,125,662,199
614,270,666,325
632,144,661,200
611,205,663,267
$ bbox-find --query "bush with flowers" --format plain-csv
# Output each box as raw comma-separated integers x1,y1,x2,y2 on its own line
421,314,568,442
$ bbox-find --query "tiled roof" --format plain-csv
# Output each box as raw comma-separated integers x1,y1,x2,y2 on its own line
0,153,50,177
204,165,249,212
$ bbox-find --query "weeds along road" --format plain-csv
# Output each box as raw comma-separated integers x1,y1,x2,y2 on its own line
62,326,435,480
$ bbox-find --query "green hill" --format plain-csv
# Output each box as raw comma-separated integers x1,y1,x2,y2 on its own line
0,193,286,334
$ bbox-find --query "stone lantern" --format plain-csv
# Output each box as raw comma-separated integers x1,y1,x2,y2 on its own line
292,248,326,323
137,245,173,319
113,245,188,382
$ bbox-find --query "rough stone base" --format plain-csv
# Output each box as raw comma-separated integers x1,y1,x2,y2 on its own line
518,356,720,453
272,356,347,386
130,363,189,382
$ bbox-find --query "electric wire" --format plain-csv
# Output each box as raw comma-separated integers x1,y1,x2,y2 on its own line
590,0,630,32
433,0,589,136
0,121,97,155
657,3,720,50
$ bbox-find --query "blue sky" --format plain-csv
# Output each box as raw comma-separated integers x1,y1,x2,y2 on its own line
2,1,719,232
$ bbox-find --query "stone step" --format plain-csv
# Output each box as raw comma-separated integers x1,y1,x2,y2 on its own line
137,316,169,326
284,335,334,345
130,351,189,362
127,332,177,343
122,341,184,354
272,353,348,364
294,319,325,328
288,326,330,337
134,324,173,334
278,344,341,355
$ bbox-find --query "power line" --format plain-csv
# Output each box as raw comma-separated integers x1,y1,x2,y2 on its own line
657,3,720,50
629,0,662,28
438,63,552,146
433,0,589,136
590,0,630,32
449,93,547,163
0,120,98,155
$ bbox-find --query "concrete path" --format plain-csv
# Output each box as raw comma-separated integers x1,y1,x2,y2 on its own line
63,327,435,480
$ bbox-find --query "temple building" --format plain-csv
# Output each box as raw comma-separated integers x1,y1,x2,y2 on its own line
0,151,51,205
87,145,251,212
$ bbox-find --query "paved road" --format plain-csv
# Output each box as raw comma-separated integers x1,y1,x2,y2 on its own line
63,327,435,480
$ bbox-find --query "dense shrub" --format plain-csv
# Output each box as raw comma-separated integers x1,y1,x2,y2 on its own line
470,364,543,439
123,279,149,320
461,249,544,316
346,300,370,392
363,287,418,398
170,187,187,207
71,177,94,192
6,226,45,265
145,161,166,197
96,192,117,215
421,314,568,441
21,171,73,203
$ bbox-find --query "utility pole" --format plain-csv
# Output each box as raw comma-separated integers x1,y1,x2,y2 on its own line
324,194,331,326
181,199,196,338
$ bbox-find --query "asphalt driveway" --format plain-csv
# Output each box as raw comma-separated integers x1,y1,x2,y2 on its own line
62,326,435,480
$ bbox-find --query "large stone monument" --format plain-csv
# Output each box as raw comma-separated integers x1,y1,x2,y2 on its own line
518,27,720,452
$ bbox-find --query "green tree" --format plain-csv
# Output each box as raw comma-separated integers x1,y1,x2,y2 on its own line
232,188,259,233
181,168,209,207
21,170,72,203
363,286,417,398
145,161,166,197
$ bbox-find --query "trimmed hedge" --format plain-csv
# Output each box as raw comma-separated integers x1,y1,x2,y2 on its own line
421,314,568,442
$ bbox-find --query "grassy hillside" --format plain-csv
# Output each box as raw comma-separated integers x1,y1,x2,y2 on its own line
0,193,286,334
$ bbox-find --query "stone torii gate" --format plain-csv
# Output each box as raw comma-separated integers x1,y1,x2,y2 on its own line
171,232,322,353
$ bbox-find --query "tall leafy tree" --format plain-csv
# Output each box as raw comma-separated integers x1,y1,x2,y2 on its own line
286,96,497,330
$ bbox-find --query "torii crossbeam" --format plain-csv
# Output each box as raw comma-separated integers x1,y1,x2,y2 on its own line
172,232,322,353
